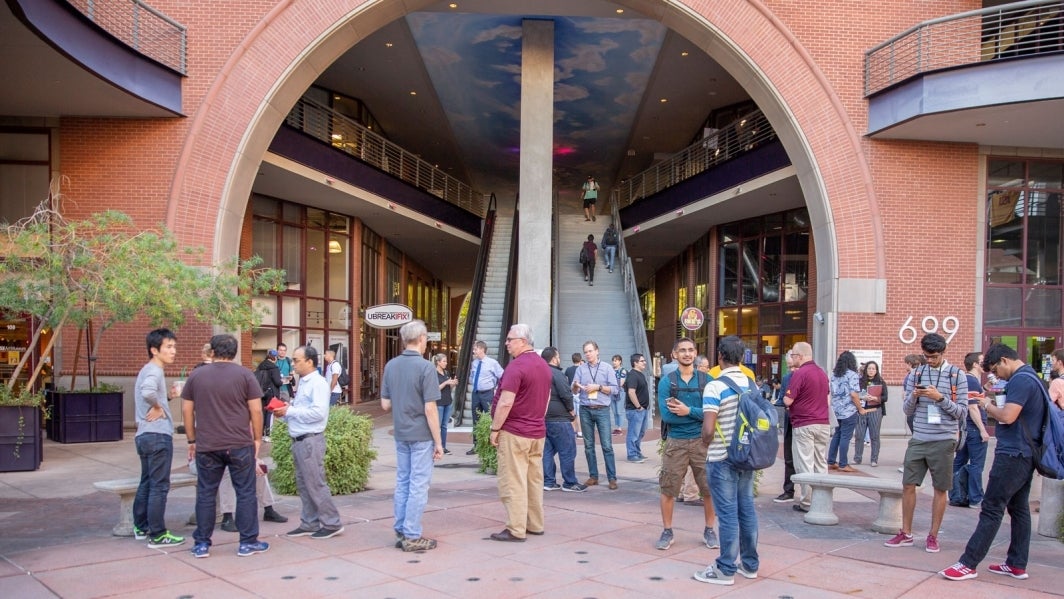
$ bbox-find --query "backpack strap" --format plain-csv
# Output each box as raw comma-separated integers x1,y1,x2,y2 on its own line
714,375,750,445
1011,369,1052,456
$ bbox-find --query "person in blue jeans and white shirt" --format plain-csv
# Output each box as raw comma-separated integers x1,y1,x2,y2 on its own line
696,335,759,586
571,340,620,489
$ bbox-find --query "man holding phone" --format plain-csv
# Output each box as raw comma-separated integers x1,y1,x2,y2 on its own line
886,333,967,553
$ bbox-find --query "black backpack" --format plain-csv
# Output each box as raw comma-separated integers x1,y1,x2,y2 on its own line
255,366,276,400
603,227,618,246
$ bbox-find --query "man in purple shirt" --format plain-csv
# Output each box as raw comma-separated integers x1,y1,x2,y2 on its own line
783,341,830,513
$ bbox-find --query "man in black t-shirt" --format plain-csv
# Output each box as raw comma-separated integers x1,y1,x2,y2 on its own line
624,354,650,462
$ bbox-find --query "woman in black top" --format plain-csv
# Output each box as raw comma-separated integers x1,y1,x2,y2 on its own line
854,360,888,466
433,353,458,455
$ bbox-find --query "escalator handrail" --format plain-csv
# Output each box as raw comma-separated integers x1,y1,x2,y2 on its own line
497,198,519,368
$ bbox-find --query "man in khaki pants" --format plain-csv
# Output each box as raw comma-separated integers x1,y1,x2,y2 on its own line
488,324,552,542
783,342,831,512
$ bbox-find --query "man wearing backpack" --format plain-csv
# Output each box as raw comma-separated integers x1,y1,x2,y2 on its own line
941,343,1046,581
695,336,759,585
601,223,619,273
654,338,717,552
255,350,283,443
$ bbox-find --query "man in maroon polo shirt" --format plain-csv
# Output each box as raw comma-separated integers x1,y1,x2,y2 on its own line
488,323,552,542
783,341,830,513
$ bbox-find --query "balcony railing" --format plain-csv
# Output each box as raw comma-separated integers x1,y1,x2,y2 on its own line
66,0,186,74
865,0,1063,96
615,109,776,208
286,97,486,217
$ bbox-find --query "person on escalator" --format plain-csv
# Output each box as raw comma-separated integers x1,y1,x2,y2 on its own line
581,234,598,286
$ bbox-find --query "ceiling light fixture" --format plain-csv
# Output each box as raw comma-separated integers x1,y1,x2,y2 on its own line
449,2,458,7
410,91,417,96
660,98,667,103
681,51,689,57
616,9,624,14
328,240,342,254
385,42,393,47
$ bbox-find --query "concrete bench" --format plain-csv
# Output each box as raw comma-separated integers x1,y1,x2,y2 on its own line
791,472,902,534
94,473,197,537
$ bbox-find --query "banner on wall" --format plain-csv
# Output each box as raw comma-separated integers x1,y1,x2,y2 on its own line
363,303,414,329
680,307,705,331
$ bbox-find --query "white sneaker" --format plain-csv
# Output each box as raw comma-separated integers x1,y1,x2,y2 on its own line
693,564,734,586
736,564,758,579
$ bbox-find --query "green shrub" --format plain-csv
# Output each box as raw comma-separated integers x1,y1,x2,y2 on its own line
270,407,378,495
473,412,497,474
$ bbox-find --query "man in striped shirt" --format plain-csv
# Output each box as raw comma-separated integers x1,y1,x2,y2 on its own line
694,336,759,586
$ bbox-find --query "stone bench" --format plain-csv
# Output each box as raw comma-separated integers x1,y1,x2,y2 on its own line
791,472,902,534
94,473,197,537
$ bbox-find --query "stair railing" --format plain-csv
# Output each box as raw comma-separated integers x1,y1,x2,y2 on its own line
498,197,520,367
610,197,656,416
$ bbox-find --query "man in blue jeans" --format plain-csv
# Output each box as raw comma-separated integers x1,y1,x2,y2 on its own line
572,340,620,489
540,347,586,492
949,351,990,509
381,319,444,552
133,328,185,548
182,334,269,558
941,343,1045,582
623,353,650,462
696,335,758,585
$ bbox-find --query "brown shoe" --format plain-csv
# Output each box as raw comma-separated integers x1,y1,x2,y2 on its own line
839,465,857,473
585,477,598,486
608,480,618,490
828,464,840,471
489,529,526,542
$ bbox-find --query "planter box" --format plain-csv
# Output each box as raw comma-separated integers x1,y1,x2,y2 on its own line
0,405,43,472
46,390,124,443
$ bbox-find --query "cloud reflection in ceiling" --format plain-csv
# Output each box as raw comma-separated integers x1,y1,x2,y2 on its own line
406,13,665,195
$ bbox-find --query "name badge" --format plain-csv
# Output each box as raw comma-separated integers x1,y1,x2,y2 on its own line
926,403,941,425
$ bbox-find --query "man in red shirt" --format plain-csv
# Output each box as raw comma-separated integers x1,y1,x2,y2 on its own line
783,341,830,513
488,323,552,542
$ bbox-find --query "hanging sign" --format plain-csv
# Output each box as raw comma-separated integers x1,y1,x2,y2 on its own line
680,307,705,331
363,303,414,329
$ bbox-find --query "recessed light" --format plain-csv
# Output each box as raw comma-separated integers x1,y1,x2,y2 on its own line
385,42,393,47
681,51,689,57
410,91,417,96
660,98,668,103
449,2,458,8
616,9,624,14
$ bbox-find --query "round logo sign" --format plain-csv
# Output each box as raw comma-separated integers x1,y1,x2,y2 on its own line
680,307,705,331
363,303,414,329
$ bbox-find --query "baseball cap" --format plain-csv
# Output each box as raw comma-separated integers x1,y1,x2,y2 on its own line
267,349,279,358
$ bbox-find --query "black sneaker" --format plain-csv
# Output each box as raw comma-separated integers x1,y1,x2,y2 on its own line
311,526,344,539
773,492,794,503
443,448,452,455
465,448,477,455
562,483,588,493
286,526,318,537
544,483,562,491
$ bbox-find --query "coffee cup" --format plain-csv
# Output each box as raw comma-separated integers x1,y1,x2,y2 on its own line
171,379,185,398
995,394,1006,409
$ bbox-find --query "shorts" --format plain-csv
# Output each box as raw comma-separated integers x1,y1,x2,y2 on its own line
902,438,957,491
583,197,597,208
659,437,711,497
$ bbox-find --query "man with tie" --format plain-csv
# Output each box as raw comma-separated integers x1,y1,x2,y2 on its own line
467,340,505,455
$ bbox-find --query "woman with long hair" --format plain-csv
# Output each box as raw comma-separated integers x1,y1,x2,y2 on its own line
826,351,867,472
432,353,458,455
853,360,887,466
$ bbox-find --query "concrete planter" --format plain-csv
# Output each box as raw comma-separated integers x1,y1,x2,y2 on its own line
1038,476,1064,539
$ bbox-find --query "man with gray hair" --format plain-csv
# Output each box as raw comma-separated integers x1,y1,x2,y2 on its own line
488,324,553,541
783,341,830,513
381,320,443,552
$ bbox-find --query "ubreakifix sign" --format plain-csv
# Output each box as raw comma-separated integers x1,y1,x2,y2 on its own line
363,304,414,329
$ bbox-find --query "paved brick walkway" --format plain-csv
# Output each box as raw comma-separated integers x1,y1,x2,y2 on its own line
2,402,1062,597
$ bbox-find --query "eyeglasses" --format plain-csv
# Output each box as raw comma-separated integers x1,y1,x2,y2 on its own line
505,337,523,343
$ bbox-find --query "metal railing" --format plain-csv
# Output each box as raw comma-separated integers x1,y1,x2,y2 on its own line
66,0,187,74
611,200,655,417
865,0,1063,95
615,109,776,208
286,96,487,217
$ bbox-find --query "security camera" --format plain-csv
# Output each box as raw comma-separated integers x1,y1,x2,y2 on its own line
813,312,825,325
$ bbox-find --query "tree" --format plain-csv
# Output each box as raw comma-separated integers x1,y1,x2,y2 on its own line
0,182,286,390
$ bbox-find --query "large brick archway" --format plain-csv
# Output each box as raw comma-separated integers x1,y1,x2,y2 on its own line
169,0,884,360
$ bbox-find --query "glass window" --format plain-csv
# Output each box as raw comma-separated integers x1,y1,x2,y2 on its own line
984,287,1022,327
306,228,325,297
306,298,326,329
718,307,738,336
782,304,807,332
720,241,738,306
283,226,302,291
987,159,1024,187
1025,191,1061,285
1029,161,1064,189
252,220,278,269
328,233,349,300
1025,288,1061,328
741,238,759,304
762,235,781,302
739,307,759,333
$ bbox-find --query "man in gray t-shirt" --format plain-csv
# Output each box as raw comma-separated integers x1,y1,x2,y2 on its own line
133,328,185,548
381,319,443,552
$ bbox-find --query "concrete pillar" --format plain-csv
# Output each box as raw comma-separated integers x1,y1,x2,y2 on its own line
517,19,554,345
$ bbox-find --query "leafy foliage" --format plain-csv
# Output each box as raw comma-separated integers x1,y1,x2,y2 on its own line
270,407,378,495
0,191,286,389
473,412,497,474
